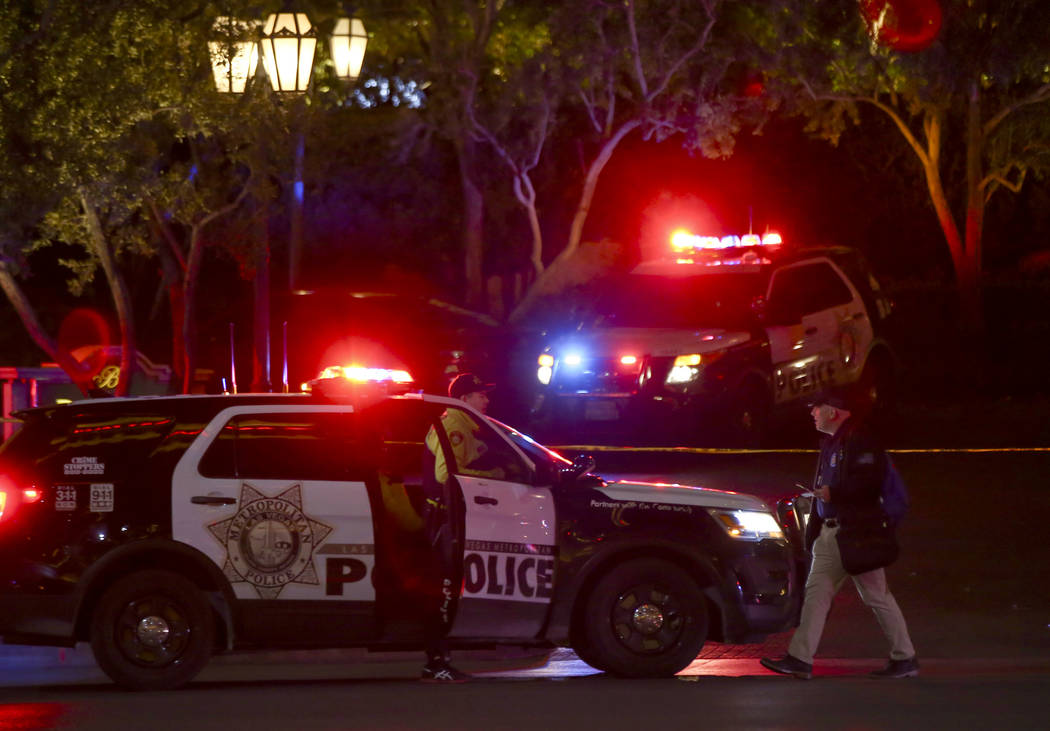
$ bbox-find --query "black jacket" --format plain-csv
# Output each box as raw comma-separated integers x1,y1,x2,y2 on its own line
805,417,896,573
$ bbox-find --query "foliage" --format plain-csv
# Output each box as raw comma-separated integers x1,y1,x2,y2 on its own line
743,0,1050,332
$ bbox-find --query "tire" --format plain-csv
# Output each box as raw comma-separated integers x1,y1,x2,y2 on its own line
725,382,769,448
90,570,214,691
569,635,610,672
858,355,896,424
582,558,708,678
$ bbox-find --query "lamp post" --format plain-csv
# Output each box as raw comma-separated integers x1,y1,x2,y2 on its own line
208,9,367,390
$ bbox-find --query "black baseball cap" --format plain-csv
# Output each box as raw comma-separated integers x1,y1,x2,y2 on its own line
448,373,494,399
806,386,851,410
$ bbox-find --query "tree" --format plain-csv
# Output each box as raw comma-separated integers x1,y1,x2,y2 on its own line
508,0,752,321
0,0,234,394
359,0,554,308
754,0,1050,333
0,1,291,394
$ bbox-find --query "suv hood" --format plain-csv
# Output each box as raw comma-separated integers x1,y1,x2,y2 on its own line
597,480,770,512
552,327,751,358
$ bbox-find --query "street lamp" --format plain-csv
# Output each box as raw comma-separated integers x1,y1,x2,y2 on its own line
260,11,317,93
208,17,259,93
330,18,368,81
206,8,368,390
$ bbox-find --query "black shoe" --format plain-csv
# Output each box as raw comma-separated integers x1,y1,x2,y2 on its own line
760,654,813,679
421,661,472,683
871,657,919,678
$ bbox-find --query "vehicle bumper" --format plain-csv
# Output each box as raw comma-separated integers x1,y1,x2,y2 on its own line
714,539,799,643
0,560,79,645
532,388,728,436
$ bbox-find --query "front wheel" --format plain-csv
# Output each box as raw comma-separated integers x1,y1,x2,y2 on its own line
858,355,897,427
724,382,770,448
90,570,214,691
582,558,708,677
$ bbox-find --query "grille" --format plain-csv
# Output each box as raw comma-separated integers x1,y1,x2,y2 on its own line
553,357,642,395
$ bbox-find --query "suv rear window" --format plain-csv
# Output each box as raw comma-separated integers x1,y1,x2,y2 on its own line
0,416,59,475
1,410,177,482
198,412,367,481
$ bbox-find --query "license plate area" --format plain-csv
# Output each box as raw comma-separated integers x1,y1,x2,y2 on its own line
583,399,620,421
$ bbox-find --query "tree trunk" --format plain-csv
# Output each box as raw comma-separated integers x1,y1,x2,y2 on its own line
80,190,135,396
458,136,485,308
509,121,641,323
511,174,544,280
146,199,187,392
0,258,90,394
153,233,185,392
914,110,983,338
961,81,986,336
181,225,205,394
251,222,271,393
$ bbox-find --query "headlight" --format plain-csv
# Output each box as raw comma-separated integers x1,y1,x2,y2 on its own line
708,509,784,541
537,353,554,385
666,354,702,384
665,350,724,385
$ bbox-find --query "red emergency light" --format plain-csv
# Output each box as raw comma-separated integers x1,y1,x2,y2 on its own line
670,230,783,253
316,364,414,384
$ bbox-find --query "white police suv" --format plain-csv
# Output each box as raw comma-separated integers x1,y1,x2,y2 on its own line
0,377,806,689
531,232,895,445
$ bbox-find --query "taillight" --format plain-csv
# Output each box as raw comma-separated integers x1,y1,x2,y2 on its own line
0,476,41,523
22,487,43,504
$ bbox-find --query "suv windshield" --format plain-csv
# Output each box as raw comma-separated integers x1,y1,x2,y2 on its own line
592,272,766,329
489,418,570,471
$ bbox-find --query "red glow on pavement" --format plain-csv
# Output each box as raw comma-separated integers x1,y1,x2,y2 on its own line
0,703,71,729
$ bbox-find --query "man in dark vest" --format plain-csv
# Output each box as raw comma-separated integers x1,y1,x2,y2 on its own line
761,388,918,679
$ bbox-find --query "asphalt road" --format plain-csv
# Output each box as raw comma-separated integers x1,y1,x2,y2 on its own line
1,449,1048,729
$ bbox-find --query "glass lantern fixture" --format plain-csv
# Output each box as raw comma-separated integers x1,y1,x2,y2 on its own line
260,11,317,93
208,17,260,93
329,18,368,81
211,11,368,94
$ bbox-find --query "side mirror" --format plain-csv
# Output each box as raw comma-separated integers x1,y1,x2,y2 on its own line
561,454,596,480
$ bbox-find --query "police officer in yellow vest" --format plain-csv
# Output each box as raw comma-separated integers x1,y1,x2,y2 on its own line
425,373,504,483
418,373,500,683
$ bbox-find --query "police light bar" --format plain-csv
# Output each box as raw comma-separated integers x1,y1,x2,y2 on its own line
306,364,416,400
316,365,414,384
670,230,783,253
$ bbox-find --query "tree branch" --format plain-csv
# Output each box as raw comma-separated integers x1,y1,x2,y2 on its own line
981,163,1027,201
645,0,718,103
146,197,186,272
984,83,1050,137
625,0,649,99
802,80,933,169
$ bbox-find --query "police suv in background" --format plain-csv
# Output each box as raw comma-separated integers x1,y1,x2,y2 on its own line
0,375,807,690
531,232,895,445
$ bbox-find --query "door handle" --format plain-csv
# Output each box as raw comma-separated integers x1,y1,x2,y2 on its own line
473,495,499,506
191,495,237,505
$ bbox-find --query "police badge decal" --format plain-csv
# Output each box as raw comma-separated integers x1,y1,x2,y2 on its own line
208,483,333,599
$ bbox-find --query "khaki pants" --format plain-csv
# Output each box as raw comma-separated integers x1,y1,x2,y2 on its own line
788,523,915,664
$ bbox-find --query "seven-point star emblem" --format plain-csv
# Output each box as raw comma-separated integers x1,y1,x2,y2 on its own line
208,483,333,599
